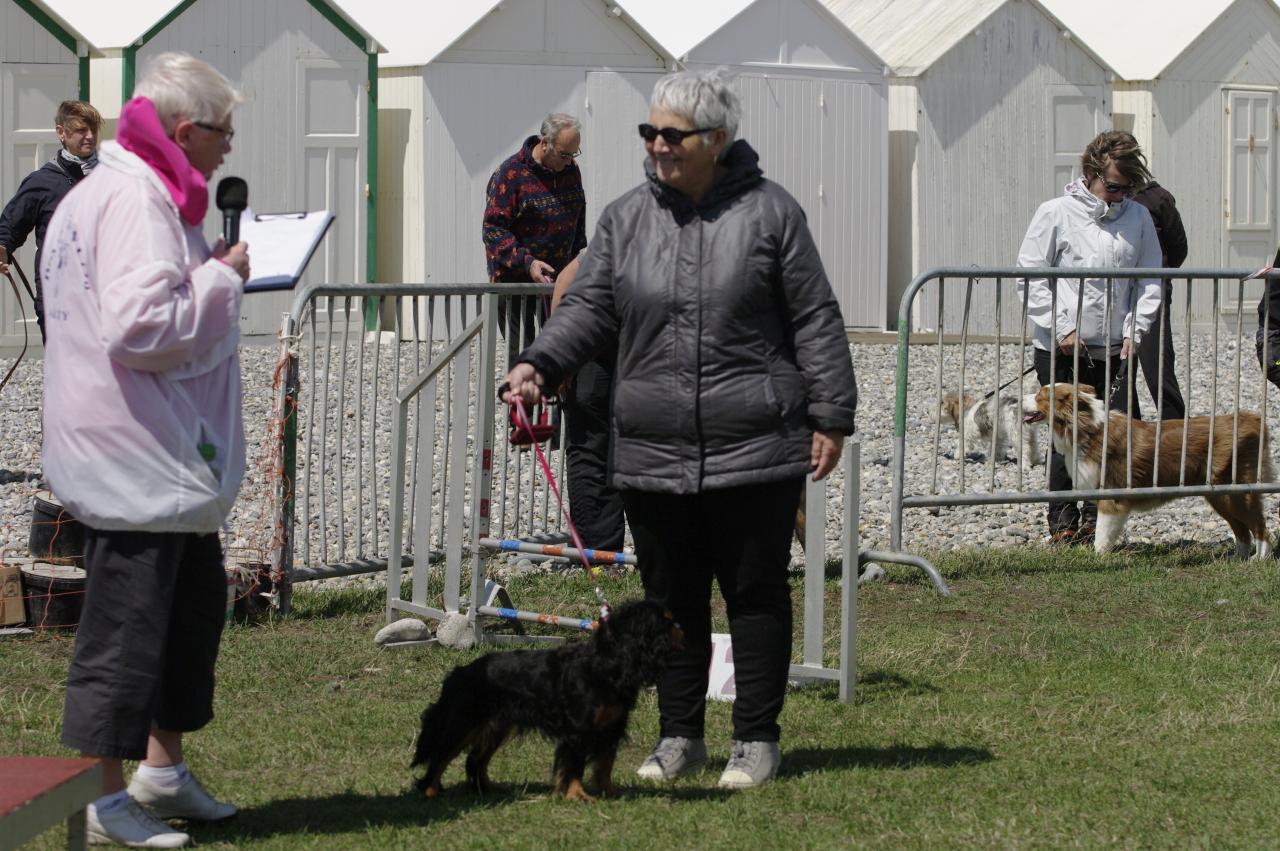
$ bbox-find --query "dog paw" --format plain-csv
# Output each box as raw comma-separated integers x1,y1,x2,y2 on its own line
963,451,987,463
561,779,597,803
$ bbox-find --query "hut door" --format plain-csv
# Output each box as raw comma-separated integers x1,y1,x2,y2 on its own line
0,63,75,342
1222,90,1275,275
1047,85,1108,196
262,58,366,335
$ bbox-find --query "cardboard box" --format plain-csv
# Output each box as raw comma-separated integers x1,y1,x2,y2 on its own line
1,563,25,626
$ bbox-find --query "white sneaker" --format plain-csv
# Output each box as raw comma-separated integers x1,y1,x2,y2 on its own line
717,740,781,789
87,799,190,848
636,736,707,780
127,772,238,822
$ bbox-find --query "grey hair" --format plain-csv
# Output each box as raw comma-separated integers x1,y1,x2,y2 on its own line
540,113,581,142
650,67,740,146
133,52,243,135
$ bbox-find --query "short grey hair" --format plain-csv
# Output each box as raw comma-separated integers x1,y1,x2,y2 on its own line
540,113,581,142
650,67,741,146
134,52,243,135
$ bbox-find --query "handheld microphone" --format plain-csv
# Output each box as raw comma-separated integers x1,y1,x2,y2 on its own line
215,176,248,245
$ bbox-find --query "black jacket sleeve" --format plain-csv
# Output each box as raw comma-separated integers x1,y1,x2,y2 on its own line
0,172,44,253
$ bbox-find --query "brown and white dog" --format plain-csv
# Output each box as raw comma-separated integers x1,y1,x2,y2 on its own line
1021,383,1274,557
940,391,1041,467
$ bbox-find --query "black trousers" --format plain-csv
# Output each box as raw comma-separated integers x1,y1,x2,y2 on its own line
1034,346,1140,534
62,529,226,760
500,293,546,369
563,353,625,550
1135,281,1185,420
623,479,802,743
1256,328,1280,391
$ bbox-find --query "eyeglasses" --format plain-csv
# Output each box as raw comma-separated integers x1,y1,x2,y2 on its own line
194,121,235,143
638,123,720,145
554,146,582,159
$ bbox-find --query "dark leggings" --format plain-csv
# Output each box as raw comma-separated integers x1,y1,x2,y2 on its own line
623,478,802,743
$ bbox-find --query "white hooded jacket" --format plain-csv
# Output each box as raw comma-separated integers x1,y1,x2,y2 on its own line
39,140,245,532
1017,178,1164,354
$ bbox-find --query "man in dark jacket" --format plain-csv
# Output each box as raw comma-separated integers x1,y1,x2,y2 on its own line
1132,178,1188,419
1255,246,1280,390
0,100,101,340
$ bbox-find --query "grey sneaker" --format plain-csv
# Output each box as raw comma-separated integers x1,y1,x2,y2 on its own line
87,799,190,847
636,736,707,780
717,740,781,789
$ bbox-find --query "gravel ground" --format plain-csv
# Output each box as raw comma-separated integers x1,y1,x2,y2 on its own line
3,330,1277,594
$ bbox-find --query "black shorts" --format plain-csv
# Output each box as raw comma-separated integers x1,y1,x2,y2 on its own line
61,529,226,760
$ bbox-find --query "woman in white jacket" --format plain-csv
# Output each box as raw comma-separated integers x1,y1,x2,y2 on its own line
41,53,248,848
1017,131,1163,545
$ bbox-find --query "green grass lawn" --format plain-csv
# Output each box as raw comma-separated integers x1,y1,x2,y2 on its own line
4,544,1279,849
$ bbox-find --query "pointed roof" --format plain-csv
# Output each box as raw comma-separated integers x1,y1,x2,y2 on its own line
17,0,98,53
1038,0,1242,80
39,0,381,51
618,0,755,60
352,0,502,67
822,0,1111,77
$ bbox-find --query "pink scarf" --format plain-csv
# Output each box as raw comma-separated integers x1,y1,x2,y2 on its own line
116,97,208,226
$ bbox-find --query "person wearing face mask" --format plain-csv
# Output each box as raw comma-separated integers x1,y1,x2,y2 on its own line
0,100,102,340
1017,130,1164,546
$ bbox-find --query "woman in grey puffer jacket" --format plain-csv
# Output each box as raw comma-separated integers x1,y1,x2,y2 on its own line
502,68,857,790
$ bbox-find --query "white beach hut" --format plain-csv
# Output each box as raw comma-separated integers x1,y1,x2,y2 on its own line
41,0,383,336
367,0,670,298
1042,0,1280,327
824,0,1115,332
0,0,93,344
623,0,890,329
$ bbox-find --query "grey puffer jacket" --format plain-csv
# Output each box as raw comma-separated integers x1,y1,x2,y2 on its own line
519,140,857,494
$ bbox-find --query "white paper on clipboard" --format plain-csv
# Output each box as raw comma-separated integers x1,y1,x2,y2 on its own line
239,208,334,292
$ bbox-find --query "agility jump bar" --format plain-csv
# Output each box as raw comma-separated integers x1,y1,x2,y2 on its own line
476,605,597,632
477,537,637,566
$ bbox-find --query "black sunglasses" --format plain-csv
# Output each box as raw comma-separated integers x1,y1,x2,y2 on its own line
1100,178,1134,195
638,123,720,145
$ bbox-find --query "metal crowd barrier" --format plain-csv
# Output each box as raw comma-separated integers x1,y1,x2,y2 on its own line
890,267,1280,567
268,283,566,611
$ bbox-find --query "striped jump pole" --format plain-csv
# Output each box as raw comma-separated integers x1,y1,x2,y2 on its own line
475,606,597,632
477,537,637,567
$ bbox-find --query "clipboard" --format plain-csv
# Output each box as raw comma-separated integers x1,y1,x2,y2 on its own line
239,208,335,292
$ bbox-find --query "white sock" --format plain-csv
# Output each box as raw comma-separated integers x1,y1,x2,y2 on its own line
135,761,190,789
91,789,130,815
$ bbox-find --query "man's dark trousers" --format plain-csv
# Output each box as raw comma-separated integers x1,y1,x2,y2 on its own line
563,351,625,550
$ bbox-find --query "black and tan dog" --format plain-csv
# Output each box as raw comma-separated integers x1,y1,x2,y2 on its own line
412,599,681,801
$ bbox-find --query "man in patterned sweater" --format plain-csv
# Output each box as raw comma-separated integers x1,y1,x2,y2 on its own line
484,114,587,362
484,113,587,286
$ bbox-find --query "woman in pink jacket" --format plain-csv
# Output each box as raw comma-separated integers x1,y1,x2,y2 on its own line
41,53,248,849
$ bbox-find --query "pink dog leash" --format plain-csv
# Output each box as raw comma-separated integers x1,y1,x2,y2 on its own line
510,395,612,621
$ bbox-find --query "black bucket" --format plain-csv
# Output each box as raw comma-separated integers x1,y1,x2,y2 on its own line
21,561,86,629
29,490,85,563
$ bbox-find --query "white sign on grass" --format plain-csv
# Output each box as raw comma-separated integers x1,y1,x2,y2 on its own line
707,633,736,702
